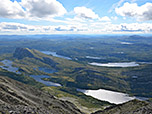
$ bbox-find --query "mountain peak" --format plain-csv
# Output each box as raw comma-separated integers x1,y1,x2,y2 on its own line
13,47,34,59
13,47,58,69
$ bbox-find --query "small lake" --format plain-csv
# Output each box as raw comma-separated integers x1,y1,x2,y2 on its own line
38,67,57,74
77,89,136,104
86,56,103,60
29,75,61,87
41,51,72,60
89,62,139,67
0,60,21,74
120,42,133,45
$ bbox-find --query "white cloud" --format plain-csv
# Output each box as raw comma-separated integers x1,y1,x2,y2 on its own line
1,22,152,35
111,16,118,20
108,23,152,33
0,0,67,20
0,0,25,19
74,7,99,19
89,21,152,34
0,22,37,33
109,0,140,13
100,16,111,21
115,2,152,21
109,0,126,13
54,25,87,32
21,0,67,19
0,22,88,34
116,0,126,7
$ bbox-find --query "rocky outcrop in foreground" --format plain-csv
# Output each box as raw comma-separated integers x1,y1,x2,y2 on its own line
92,99,152,114
0,76,84,114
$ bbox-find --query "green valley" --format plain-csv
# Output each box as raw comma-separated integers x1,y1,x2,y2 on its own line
0,35,152,114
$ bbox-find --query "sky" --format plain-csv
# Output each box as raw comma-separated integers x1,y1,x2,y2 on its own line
0,0,152,35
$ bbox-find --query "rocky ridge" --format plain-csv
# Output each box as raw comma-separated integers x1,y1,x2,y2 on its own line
0,75,84,114
92,99,152,114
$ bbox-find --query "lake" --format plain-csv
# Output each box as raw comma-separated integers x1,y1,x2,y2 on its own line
29,75,61,87
89,62,139,67
120,42,133,45
0,60,21,74
86,56,104,60
77,89,136,104
38,67,57,74
41,51,72,60
0,60,61,87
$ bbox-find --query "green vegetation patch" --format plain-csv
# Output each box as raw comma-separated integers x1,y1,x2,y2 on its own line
42,86,113,113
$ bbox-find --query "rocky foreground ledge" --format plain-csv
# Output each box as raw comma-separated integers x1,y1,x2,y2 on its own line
92,99,152,114
0,76,84,114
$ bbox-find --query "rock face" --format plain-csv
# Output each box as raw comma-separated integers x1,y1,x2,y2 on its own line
13,47,34,59
92,99,152,114
0,76,84,114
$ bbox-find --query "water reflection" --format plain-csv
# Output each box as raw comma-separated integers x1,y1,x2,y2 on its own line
77,89,135,104
30,75,61,87
89,62,139,67
0,60,21,74
41,51,72,60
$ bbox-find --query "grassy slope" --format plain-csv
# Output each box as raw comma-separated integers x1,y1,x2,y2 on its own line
0,48,152,113
0,51,113,113
42,86,111,114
